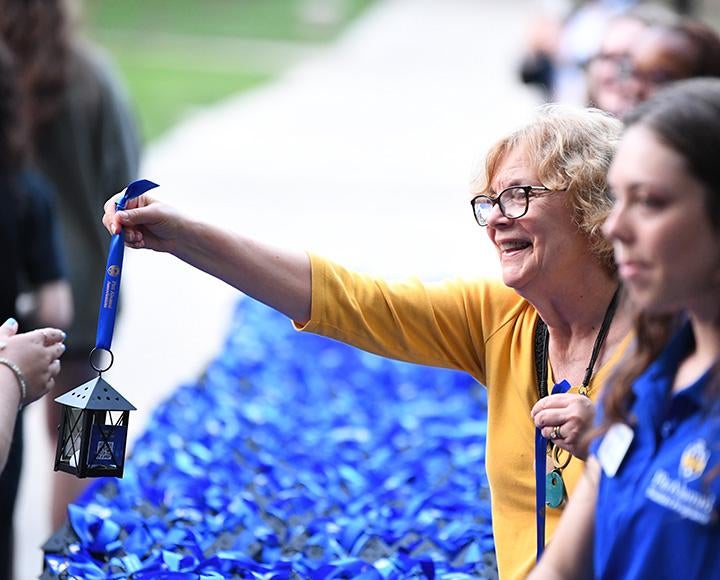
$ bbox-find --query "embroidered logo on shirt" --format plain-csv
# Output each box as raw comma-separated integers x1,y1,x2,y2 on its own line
645,439,716,525
679,439,710,481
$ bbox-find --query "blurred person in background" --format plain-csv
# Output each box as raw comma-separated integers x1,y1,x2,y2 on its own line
0,39,71,580
0,0,141,533
625,17,720,106
585,3,678,116
531,77,720,579
102,104,634,579
520,0,638,104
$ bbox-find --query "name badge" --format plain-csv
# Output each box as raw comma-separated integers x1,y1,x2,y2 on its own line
597,422,634,478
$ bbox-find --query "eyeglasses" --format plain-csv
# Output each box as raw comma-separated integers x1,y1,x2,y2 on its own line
586,53,633,76
470,185,551,227
626,67,681,88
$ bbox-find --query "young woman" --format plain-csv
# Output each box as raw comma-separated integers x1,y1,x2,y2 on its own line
531,77,720,578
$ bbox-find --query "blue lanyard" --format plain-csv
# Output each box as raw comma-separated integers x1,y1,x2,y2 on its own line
533,287,620,560
95,179,159,354
534,379,571,560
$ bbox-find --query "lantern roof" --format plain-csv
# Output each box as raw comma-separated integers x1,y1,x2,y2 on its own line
54,376,136,411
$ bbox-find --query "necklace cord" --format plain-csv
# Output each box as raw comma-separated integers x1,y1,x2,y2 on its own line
581,285,621,390
535,285,621,397
532,285,621,560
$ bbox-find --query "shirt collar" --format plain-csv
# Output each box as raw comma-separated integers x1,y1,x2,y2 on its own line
635,320,714,412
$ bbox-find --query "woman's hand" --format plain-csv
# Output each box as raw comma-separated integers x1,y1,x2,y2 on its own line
0,319,65,406
531,393,595,460
102,193,184,253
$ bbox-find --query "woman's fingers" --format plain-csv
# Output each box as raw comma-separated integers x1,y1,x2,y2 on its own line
49,358,62,375
34,328,66,346
51,343,66,359
103,191,155,235
102,193,123,234
543,425,565,440
533,394,595,458
0,318,19,340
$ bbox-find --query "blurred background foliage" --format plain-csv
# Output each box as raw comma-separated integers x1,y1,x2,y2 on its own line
82,0,378,141
80,0,718,143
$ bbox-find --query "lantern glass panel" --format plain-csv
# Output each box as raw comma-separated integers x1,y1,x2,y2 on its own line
87,410,127,470
60,407,84,468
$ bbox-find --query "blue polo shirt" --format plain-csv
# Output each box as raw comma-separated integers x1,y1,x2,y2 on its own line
593,322,720,579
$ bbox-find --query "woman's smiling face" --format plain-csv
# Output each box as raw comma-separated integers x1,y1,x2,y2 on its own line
604,125,720,315
485,145,593,297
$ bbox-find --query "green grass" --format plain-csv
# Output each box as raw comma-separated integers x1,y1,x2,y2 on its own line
83,0,377,141
105,47,275,141
86,0,376,43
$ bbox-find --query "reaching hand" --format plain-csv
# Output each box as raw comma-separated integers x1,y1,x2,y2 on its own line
0,319,65,407
102,193,184,253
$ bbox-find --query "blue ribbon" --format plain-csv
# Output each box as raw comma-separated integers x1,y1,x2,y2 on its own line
49,300,495,577
95,179,159,351
535,379,571,560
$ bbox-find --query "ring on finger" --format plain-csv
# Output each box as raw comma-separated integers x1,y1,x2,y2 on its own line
551,425,563,440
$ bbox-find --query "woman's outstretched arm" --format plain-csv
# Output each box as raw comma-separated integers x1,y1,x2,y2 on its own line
102,194,312,324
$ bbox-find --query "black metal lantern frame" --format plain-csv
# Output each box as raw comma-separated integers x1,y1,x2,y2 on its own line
52,180,157,479
54,376,136,478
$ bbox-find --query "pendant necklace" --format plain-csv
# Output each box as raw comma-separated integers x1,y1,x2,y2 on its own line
535,286,621,508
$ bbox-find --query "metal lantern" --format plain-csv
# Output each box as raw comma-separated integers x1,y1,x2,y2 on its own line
53,376,136,478
51,179,157,479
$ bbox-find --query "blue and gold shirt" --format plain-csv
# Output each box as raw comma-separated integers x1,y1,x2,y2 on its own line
594,322,720,579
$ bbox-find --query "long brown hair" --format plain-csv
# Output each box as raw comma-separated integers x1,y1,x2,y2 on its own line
674,18,720,79
0,0,72,136
601,78,720,429
0,40,28,172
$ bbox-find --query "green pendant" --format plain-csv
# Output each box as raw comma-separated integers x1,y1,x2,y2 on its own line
546,470,566,508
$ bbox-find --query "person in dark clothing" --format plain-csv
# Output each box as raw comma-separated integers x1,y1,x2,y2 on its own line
0,40,70,580
0,0,140,532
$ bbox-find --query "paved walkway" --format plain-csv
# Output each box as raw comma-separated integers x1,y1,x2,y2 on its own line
17,0,541,576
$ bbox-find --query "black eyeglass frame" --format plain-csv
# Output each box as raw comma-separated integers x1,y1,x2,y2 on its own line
470,185,552,227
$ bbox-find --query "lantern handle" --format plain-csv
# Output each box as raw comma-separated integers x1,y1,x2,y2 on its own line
89,347,114,374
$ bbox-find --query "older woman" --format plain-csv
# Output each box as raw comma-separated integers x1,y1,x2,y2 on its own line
531,78,720,579
102,105,632,579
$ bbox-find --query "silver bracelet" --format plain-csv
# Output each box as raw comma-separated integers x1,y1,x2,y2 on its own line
0,358,28,409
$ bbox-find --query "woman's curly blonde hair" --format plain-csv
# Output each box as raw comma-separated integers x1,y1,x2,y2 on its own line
475,104,623,274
